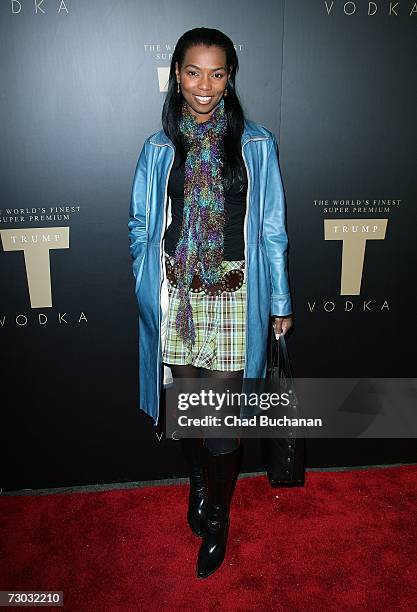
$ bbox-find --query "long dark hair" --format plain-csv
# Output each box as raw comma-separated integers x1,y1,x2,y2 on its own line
162,27,247,191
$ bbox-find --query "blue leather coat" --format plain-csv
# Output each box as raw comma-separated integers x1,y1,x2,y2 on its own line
128,119,292,424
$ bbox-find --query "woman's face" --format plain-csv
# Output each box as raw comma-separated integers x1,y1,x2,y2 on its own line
175,45,231,124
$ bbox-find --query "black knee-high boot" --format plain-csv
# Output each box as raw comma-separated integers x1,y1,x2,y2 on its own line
196,445,240,578
179,438,208,537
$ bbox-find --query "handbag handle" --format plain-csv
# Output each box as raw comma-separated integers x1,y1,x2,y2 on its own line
268,328,295,386
278,333,294,381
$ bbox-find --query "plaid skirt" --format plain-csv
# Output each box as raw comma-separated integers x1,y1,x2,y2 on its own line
162,253,246,371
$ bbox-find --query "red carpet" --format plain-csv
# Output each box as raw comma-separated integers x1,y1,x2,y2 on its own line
1,465,417,611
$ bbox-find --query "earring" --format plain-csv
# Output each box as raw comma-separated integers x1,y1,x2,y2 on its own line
177,81,180,94
224,86,228,97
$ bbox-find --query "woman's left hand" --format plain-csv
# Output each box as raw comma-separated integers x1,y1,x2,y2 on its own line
272,315,293,339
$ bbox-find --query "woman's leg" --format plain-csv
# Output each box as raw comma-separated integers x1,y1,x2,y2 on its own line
196,367,243,578
168,363,208,537
169,363,200,380
200,368,243,455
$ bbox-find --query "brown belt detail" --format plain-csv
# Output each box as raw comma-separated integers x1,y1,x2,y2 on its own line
165,256,244,296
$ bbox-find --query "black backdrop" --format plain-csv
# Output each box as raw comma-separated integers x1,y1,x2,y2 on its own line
1,1,416,491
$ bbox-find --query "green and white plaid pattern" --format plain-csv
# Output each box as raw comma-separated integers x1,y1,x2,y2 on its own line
162,254,246,371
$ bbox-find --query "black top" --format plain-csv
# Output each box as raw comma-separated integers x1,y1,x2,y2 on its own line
164,148,248,260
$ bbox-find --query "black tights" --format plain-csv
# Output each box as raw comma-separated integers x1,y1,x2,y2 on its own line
168,363,242,455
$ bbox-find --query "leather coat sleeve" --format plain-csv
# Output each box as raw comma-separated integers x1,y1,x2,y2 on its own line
128,140,149,278
262,134,293,317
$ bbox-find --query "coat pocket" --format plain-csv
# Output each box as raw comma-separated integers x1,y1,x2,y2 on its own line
132,243,147,297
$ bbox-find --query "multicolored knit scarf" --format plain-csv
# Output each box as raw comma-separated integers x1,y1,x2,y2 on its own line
174,97,228,348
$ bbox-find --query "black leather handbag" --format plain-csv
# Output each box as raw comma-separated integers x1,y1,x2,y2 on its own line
261,331,306,487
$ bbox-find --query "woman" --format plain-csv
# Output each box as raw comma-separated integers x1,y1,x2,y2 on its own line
128,27,293,578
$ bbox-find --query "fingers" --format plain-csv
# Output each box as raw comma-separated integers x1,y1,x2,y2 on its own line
272,316,292,339
272,316,282,331
273,317,283,339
